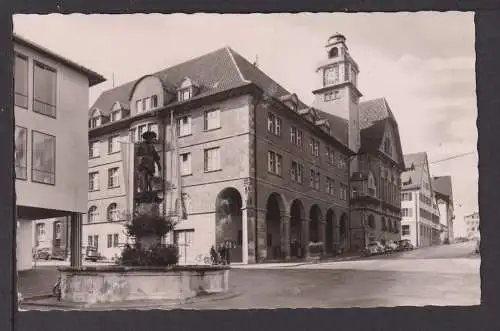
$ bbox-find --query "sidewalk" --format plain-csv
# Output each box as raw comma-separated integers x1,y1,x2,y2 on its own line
231,253,363,269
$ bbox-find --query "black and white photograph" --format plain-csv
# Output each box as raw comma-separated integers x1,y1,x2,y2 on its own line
13,12,479,311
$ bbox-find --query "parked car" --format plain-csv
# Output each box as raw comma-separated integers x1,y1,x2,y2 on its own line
35,247,51,260
384,240,398,253
362,241,385,256
397,239,414,251
84,246,99,262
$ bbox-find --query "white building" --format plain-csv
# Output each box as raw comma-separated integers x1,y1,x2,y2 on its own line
14,34,105,270
464,212,480,240
432,176,455,244
400,152,441,248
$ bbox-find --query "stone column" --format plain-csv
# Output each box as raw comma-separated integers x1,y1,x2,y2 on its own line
281,214,291,260
256,209,267,262
242,208,254,264
319,219,326,255
301,219,309,258
69,212,83,268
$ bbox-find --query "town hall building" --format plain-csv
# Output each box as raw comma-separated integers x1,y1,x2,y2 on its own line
85,34,404,264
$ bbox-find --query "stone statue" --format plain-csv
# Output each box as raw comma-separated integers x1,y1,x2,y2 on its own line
136,131,162,202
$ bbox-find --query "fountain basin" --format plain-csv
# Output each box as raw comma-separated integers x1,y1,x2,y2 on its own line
58,265,230,303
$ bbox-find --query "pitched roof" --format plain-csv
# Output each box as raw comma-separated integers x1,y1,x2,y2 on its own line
359,97,396,130
89,47,352,148
432,175,453,202
401,152,427,190
358,119,386,153
91,47,246,116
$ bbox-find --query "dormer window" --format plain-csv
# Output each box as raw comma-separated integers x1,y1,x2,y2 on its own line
111,110,122,122
89,109,102,129
179,88,192,102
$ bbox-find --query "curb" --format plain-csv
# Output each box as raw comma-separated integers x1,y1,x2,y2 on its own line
21,291,242,310
22,293,53,301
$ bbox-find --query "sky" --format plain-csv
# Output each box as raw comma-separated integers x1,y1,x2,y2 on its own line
13,13,477,237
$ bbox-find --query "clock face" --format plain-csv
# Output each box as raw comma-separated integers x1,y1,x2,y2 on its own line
324,66,339,86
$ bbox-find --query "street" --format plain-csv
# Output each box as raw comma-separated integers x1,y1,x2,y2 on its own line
18,241,480,310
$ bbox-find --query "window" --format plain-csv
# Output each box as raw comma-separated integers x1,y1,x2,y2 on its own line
309,169,320,190
111,110,122,122
328,47,338,58
107,203,119,221
54,222,61,240
179,88,191,101
340,183,348,201
326,177,335,195
88,235,93,247
290,126,303,147
89,172,99,191
177,116,192,137
344,63,350,82
324,91,340,102
94,235,99,250
33,61,57,118
14,53,28,108
402,225,410,236
401,192,413,201
267,151,282,176
108,135,121,154
204,109,221,131
326,147,335,164
89,141,100,158
267,113,281,136
113,234,119,247
151,95,158,108
338,157,347,169
204,147,220,172
31,131,56,185
108,167,119,188
88,206,98,223
291,161,304,184
180,153,192,176
136,99,143,113
310,138,320,157
138,124,147,141
401,208,414,217
143,97,150,111
36,223,46,242
107,234,113,248
129,128,137,143
15,126,27,180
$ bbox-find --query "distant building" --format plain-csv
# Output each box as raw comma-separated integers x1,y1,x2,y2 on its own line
14,34,105,270
33,217,71,259
432,175,455,244
464,212,480,240
400,152,441,248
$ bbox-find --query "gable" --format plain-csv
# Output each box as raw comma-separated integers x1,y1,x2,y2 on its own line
378,120,404,166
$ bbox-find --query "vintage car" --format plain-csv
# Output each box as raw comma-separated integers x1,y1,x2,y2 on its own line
362,241,385,256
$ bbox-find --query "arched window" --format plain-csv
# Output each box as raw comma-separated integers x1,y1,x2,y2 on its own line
107,203,119,221
88,206,98,223
328,47,339,58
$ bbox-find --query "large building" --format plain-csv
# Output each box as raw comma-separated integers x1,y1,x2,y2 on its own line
464,212,480,240
33,217,71,259
400,152,441,248
432,175,455,244
86,34,404,263
14,34,106,270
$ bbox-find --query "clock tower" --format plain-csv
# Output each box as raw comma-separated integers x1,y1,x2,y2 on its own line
312,34,362,158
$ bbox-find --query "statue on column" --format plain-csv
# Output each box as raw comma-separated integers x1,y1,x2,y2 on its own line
136,131,163,204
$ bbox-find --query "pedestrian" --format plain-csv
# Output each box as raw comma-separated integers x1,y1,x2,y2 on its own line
225,240,231,265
